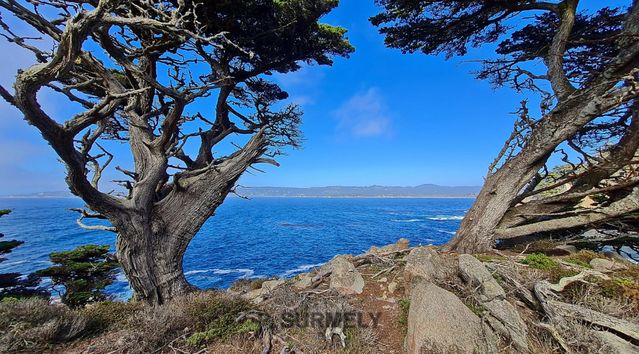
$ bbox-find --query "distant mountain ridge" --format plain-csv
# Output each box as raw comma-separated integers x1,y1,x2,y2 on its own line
0,191,75,198
1,184,482,198
235,184,480,198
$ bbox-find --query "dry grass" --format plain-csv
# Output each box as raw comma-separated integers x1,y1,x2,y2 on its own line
0,291,263,354
84,291,260,353
0,298,87,353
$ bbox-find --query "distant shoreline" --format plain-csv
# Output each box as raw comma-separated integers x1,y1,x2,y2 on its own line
229,195,477,199
0,195,476,199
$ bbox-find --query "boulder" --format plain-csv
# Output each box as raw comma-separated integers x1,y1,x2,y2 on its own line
262,279,285,292
292,273,314,290
242,279,285,304
326,255,364,295
594,330,639,353
458,255,529,353
483,299,529,353
406,281,498,354
582,229,618,239
458,254,505,302
553,245,577,255
403,246,453,288
367,238,410,255
590,258,628,273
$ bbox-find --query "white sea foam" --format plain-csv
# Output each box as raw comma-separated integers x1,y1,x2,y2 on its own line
185,268,255,278
281,262,326,277
391,219,422,223
428,216,464,221
435,229,456,235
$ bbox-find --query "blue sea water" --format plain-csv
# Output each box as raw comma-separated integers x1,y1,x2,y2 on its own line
0,197,472,300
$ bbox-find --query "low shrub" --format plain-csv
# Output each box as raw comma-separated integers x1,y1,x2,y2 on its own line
0,298,86,353
520,253,558,270
82,301,142,333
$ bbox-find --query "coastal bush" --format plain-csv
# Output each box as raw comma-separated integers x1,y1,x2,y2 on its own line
82,301,142,334
84,291,260,353
0,298,86,352
184,292,255,330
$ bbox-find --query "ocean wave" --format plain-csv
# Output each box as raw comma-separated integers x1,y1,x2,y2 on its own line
1,260,49,267
428,216,464,221
391,219,422,223
185,268,255,278
281,262,325,277
435,229,456,235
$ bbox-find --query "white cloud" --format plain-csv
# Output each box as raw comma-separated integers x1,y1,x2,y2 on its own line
334,87,393,138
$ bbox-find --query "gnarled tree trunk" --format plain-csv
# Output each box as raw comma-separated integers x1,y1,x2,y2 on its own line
114,217,193,304
443,1,639,253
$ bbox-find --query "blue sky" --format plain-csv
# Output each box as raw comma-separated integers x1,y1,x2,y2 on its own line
0,0,627,194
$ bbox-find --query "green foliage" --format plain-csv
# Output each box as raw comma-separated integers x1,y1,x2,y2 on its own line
182,0,353,73
520,253,558,270
613,277,636,288
371,1,624,85
520,253,579,282
37,245,119,308
398,298,410,326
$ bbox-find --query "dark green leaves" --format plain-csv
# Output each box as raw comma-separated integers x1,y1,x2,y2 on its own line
37,245,119,308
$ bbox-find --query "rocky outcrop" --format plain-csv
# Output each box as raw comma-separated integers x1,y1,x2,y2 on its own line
406,281,498,354
242,279,285,304
403,246,455,288
594,330,639,353
590,258,628,273
324,255,364,295
458,254,529,353
366,238,410,255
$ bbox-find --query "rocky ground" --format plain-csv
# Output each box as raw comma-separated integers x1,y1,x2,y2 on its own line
2,239,639,353
226,239,639,353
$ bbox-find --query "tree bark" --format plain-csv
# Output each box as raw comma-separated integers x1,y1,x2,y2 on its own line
444,1,639,253
443,159,543,252
115,220,193,304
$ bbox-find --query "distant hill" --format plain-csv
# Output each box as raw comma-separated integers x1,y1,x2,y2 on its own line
2,184,482,199
0,191,75,198
235,184,481,198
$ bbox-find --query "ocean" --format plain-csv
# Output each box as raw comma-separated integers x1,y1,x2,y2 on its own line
0,197,472,300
